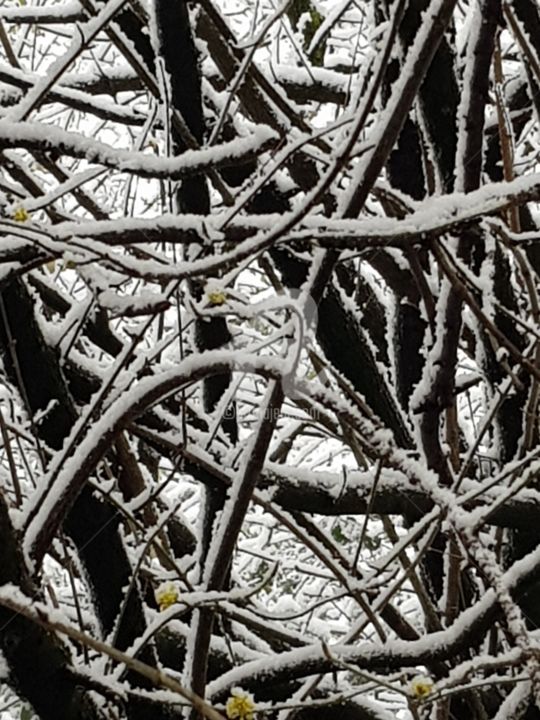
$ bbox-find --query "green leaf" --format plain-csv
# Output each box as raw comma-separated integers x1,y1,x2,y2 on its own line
331,524,349,545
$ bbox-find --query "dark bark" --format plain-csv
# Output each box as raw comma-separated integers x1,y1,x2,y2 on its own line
511,0,540,122
0,279,161,717
153,0,237,578
0,488,102,718
400,0,459,191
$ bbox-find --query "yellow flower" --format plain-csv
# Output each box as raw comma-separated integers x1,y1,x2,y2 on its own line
12,206,30,222
154,581,179,611
207,289,227,306
225,688,256,720
409,674,434,699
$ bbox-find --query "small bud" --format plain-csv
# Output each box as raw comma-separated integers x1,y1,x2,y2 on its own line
12,207,30,222
225,688,256,720
154,581,179,612
207,289,227,306
409,674,434,699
